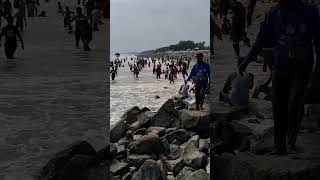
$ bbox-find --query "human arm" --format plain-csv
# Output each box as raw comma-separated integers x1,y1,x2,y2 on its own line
16,28,24,49
239,11,274,75
185,65,196,83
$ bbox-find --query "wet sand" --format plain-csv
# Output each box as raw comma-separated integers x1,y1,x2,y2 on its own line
0,1,107,179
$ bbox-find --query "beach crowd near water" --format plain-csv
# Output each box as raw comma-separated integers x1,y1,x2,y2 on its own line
0,0,106,59
110,50,211,125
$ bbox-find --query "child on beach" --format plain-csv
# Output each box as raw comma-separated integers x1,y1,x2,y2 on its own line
57,2,63,14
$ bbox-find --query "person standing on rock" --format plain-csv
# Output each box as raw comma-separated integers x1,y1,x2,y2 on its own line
0,16,24,59
71,7,92,51
185,52,210,111
239,0,320,155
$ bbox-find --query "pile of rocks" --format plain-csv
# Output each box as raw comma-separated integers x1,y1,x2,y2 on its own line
110,97,211,180
212,99,320,180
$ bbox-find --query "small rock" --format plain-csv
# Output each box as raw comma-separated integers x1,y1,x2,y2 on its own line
169,143,183,160
147,127,166,137
132,128,147,136
175,166,196,180
122,172,132,180
162,129,191,144
128,121,140,131
185,169,210,180
155,95,161,99
133,134,143,141
199,139,209,154
167,158,185,176
247,119,260,124
141,107,151,113
132,159,163,180
127,154,153,168
165,128,177,134
110,161,130,177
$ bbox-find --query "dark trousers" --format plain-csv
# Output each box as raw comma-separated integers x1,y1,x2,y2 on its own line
4,42,17,59
195,83,207,109
75,32,90,50
272,71,310,150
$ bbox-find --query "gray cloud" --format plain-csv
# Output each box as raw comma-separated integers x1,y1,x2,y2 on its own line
111,0,210,53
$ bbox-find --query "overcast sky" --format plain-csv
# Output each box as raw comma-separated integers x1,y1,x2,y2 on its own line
110,0,209,53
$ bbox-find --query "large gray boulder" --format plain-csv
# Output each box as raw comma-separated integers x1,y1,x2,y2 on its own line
110,119,127,143
121,106,141,124
129,134,164,154
150,99,179,128
41,141,96,180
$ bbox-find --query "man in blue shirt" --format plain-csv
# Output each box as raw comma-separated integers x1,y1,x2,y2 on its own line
239,0,320,155
185,52,210,111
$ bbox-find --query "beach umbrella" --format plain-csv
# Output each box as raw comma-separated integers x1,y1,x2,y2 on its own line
115,53,120,57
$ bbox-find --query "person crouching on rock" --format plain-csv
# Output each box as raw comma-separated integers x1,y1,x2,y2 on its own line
185,52,210,111
219,57,254,110
0,16,24,59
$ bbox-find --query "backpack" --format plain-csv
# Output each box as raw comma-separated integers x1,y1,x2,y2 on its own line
196,63,208,83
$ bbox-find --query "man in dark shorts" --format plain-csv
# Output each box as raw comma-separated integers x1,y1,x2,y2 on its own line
71,7,92,51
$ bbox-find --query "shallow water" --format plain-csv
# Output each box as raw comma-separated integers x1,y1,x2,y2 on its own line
0,1,107,179
110,56,186,126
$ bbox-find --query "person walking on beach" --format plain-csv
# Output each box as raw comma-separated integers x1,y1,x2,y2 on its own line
239,0,320,155
169,67,175,84
156,64,161,78
57,2,63,14
71,7,92,51
182,61,188,80
165,66,169,79
0,16,24,59
63,6,74,33
110,67,117,80
185,52,210,111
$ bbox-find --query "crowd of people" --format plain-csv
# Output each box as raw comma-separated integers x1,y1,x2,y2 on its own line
110,50,211,111
58,0,104,51
0,0,106,60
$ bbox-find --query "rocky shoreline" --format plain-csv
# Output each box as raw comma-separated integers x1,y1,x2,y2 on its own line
212,98,320,180
38,95,210,180
109,96,211,180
